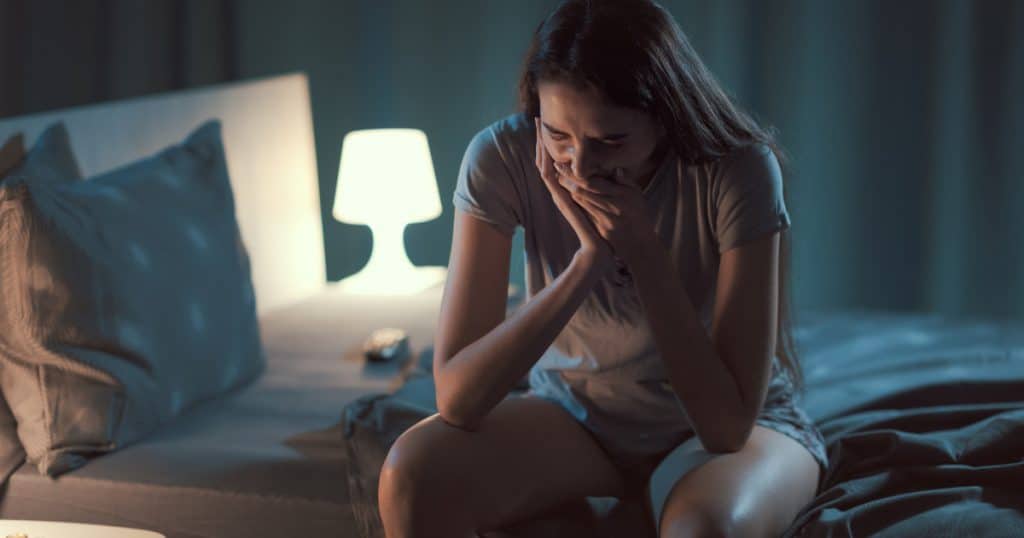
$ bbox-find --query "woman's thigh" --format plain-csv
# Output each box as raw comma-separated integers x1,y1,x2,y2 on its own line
646,424,820,537
378,393,627,534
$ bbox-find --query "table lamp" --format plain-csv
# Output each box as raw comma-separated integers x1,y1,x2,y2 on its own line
332,128,448,295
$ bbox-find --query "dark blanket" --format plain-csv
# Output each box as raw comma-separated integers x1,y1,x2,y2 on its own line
786,311,1024,537
342,310,1024,537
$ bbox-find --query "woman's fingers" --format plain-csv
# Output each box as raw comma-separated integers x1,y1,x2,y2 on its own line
558,171,620,217
559,175,614,200
535,119,558,187
536,122,564,200
573,194,610,229
536,120,575,204
554,162,627,197
570,186,619,217
535,117,609,251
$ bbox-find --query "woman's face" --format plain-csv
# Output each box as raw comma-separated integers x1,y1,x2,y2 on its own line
537,79,665,187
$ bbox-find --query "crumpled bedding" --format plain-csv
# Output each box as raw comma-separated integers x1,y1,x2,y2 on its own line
785,310,1024,537
341,309,1024,538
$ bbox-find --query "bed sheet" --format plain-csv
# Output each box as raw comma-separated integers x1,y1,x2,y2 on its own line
785,310,1024,537
0,286,421,538
342,309,1024,538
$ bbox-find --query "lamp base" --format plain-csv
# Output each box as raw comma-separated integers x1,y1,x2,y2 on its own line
334,265,447,296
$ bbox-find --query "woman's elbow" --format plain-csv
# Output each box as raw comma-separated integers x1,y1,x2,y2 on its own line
434,380,481,432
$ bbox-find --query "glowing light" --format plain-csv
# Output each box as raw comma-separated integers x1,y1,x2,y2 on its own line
332,129,447,295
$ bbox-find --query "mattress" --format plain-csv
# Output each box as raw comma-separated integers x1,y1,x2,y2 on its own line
0,285,442,538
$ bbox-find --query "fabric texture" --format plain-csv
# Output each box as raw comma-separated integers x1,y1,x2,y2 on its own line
451,112,815,476
0,120,265,477
0,124,83,187
0,134,26,179
341,309,1024,538
0,123,85,484
0,288,368,536
0,287,378,537
785,311,1024,538
0,133,27,487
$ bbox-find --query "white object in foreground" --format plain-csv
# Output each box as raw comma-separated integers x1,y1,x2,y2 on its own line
0,520,164,538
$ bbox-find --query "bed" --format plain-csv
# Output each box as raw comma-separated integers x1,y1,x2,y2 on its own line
2,72,1023,538
344,309,1024,537
0,72,433,537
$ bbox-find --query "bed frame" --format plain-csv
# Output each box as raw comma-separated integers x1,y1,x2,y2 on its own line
0,72,326,314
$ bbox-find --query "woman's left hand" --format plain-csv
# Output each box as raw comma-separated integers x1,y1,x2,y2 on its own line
554,163,658,265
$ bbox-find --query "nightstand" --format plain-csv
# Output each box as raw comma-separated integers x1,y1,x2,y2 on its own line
258,279,523,394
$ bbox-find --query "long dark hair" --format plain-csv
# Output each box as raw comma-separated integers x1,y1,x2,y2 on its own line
515,0,805,394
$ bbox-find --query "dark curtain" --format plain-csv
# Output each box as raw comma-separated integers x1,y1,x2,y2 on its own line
2,0,1022,322
235,0,1024,323
0,0,236,118
641,0,1024,322
707,0,1024,322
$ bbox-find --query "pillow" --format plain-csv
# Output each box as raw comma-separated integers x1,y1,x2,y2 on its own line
0,134,26,179
0,123,84,483
0,120,265,476
0,134,26,484
1,124,83,186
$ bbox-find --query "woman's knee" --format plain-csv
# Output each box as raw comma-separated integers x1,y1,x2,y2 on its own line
378,415,475,536
658,498,741,538
382,418,438,480
659,501,772,538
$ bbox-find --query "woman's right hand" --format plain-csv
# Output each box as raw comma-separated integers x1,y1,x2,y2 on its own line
534,117,615,274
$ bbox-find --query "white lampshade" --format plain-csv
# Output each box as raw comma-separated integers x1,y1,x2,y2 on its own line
330,128,447,296
333,128,442,224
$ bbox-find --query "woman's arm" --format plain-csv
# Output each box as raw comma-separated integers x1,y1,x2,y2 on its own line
435,247,604,431
627,236,751,453
436,118,615,431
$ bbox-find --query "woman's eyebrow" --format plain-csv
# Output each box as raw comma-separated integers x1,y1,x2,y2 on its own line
542,121,628,140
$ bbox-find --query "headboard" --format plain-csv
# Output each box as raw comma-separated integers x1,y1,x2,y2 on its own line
0,72,326,314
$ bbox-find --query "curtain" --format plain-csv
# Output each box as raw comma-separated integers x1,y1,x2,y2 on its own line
3,0,1021,322
0,0,236,118
684,0,1024,321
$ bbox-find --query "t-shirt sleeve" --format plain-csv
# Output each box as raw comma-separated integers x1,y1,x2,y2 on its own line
451,126,523,238
714,143,791,254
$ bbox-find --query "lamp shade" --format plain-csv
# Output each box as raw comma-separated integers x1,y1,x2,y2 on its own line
332,128,442,224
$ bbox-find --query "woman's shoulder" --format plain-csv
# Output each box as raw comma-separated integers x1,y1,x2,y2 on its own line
712,141,777,174
474,111,534,150
454,114,535,236
463,112,536,175
706,141,782,189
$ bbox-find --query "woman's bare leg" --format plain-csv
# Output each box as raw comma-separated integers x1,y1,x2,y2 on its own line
378,394,626,538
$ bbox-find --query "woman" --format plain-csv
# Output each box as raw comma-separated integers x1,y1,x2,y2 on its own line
378,0,828,536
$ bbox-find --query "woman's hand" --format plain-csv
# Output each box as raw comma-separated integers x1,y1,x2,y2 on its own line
534,117,615,273
552,162,658,266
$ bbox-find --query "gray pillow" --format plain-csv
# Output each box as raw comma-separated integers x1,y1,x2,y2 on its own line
0,123,84,483
1,123,83,186
0,120,265,476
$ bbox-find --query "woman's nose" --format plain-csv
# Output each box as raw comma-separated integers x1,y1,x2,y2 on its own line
569,146,601,180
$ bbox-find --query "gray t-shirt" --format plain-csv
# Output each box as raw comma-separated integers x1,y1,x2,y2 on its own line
452,112,793,458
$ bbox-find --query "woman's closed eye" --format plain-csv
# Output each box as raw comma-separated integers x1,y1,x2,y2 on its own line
562,139,622,150
548,132,623,148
